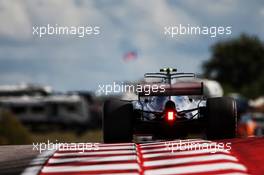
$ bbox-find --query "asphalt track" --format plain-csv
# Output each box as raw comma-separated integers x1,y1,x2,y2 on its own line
1,137,264,175
0,145,39,175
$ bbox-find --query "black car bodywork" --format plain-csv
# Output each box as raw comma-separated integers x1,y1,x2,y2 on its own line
103,68,237,143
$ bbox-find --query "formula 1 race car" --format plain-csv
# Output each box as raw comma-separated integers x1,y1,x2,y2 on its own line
103,68,237,143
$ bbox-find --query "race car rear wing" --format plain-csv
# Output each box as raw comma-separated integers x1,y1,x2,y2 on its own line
138,82,203,96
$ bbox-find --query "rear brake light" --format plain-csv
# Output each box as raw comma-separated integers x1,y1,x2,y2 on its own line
166,110,176,122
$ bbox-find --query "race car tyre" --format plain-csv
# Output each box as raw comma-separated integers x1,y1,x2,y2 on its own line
206,97,237,140
103,99,134,143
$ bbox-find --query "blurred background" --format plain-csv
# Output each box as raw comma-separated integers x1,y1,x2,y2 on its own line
0,0,264,144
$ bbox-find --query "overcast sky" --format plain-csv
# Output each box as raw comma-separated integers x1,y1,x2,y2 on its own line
0,0,264,91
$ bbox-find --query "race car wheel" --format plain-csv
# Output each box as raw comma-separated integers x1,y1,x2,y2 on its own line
103,99,134,143
206,97,237,140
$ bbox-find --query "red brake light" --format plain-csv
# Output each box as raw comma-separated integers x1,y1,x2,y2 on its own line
166,110,176,122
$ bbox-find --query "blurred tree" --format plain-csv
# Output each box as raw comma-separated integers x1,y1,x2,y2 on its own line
203,34,264,98
0,110,32,144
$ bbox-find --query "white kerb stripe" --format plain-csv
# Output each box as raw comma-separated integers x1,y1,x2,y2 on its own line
144,162,247,175
144,154,237,166
143,148,229,158
58,145,135,151
21,150,56,175
92,174,139,175
54,150,136,157
218,173,249,175
42,163,140,173
140,139,207,146
48,155,137,164
98,143,135,146
140,140,212,148
141,144,225,153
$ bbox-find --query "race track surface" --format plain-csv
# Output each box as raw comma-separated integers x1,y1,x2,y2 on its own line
2,137,264,175
0,145,39,175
